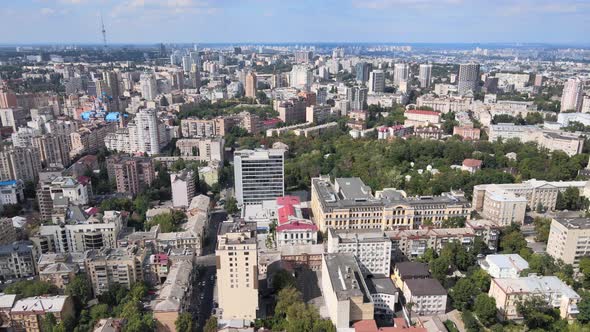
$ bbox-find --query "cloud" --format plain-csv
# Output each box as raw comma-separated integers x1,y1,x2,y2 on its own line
500,0,590,16
110,0,218,18
353,0,463,10
40,7,57,15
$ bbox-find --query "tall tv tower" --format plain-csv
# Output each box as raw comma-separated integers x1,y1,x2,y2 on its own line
100,14,107,51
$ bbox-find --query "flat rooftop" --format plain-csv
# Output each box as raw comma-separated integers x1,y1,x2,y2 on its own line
553,216,590,230
324,253,372,302
365,275,398,296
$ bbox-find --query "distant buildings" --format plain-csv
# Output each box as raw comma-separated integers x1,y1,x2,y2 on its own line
105,109,170,155
216,221,258,321
368,70,385,94
457,63,480,95
488,123,584,156
453,124,480,140
393,63,409,86
234,148,285,206
404,109,441,128
418,64,432,88
245,72,257,98
561,78,584,113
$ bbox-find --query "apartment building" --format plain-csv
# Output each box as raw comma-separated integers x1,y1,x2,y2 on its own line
0,241,37,281
489,123,584,156
404,109,441,128
11,296,74,332
392,262,431,290
153,261,194,332
175,137,224,162
416,94,472,113
0,147,42,182
327,228,391,275
0,218,17,246
402,278,447,316
322,253,374,329
234,148,285,206
489,276,580,320
70,121,116,157
180,117,231,137
311,176,470,232
547,216,590,268
106,155,155,196
36,175,91,221
385,224,500,260
86,246,147,295
216,221,258,321
365,276,398,317
473,180,589,218
171,169,196,208
453,124,481,140
36,211,123,253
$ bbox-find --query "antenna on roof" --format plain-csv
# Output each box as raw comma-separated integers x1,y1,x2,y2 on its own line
100,13,108,52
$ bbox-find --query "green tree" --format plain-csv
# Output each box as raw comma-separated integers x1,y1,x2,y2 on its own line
225,196,239,214
577,292,590,324
450,278,478,310
469,268,491,293
204,316,218,332
272,269,296,291
5,280,58,297
175,312,193,332
65,274,92,307
473,294,497,326
429,256,450,283
516,296,559,330
499,225,529,254
533,217,552,243
41,313,58,332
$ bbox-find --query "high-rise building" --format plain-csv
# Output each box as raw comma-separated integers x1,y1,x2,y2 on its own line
294,50,313,64
171,169,197,208
189,63,201,90
561,78,584,112
182,56,191,72
129,109,165,155
245,72,257,98
419,64,432,88
234,148,285,206
368,70,385,94
0,147,41,182
355,62,371,83
140,72,158,101
547,216,590,268
0,107,27,131
457,63,480,95
352,86,368,110
107,155,155,196
289,65,312,91
216,221,258,321
393,63,409,86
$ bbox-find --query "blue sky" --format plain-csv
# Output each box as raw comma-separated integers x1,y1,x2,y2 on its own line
0,0,588,44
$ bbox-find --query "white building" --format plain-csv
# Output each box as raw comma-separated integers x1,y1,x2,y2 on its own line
393,63,409,86
561,78,584,113
140,72,158,101
234,148,285,206
327,228,391,275
289,65,312,91
171,169,196,208
402,278,447,316
479,254,529,278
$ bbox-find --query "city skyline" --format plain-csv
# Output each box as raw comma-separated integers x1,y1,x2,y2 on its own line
1,0,590,44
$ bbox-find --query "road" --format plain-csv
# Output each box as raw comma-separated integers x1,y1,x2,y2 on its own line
192,209,226,332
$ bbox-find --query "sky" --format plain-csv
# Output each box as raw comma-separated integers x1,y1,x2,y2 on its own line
0,0,589,44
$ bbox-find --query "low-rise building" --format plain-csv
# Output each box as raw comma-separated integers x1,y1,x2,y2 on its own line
365,276,398,317
453,124,480,140
0,241,37,281
391,262,431,290
171,169,197,208
404,109,441,128
489,275,580,320
0,180,24,205
11,296,74,332
479,254,529,279
489,123,584,156
402,278,447,316
322,253,374,329
462,159,482,174
153,261,194,332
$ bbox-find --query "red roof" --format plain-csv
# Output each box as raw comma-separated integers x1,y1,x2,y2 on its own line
276,220,318,232
263,118,281,126
77,175,91,186
278,205,296,224
462,158,483,167
405,109,440,116
277,196,300,206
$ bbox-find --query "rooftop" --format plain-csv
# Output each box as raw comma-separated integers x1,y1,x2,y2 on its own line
394,262,431,279
493,276,579,299
365,275,398,296
153,261,193,312
324,253,372,302
404,278,447,296
553,216,590,230
11,295,70,314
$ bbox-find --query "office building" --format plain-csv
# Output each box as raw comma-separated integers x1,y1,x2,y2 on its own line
356,62,372,83
418,64,432,88
85,246,147,295
0,147,42,182
107,155,155,196
216,221,258,321
245,72,257,98
479,254,529,279
234,148,285,206
561,78,584,113
322,253,374,329
311,176,470,231
489,276,580,320
393,63,409,86
547,216,590,268
368,70,385,94
458,63,480,95
171,169,197,208
11,296,74,332
327,228,391,275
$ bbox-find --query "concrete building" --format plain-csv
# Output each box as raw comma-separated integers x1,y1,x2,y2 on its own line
85,246,147,295
107,155,155,196
453,124,480,140
393,63,409,86
234,148,285,206
472,180,589,217
153,261,194,332
457,63,480,95
305,105,333,124
36,175,91,221
0,107,27,131
0,218,17,246
245,72,257,98
175,137,224,162
418,64,432,88
404,109,441,128
416,94,472,114
290,65,313,91
0,241,37,281
547,216,590,268
275,98,307,124
171,169,197,208
368,70,385,94
311,176,470,231
216,221,258,321
561,78,584,113
0,147,42,182
479,254,529,279
391,262,431,290
365,276,398,317
180,117,231,137
140,72,158,100
0,180,24,205
11,296,74,332
39,260,80,290
402,278,447,316
327,229,391,275
489,276,580,320
356,62,371,83
322,253,374,329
